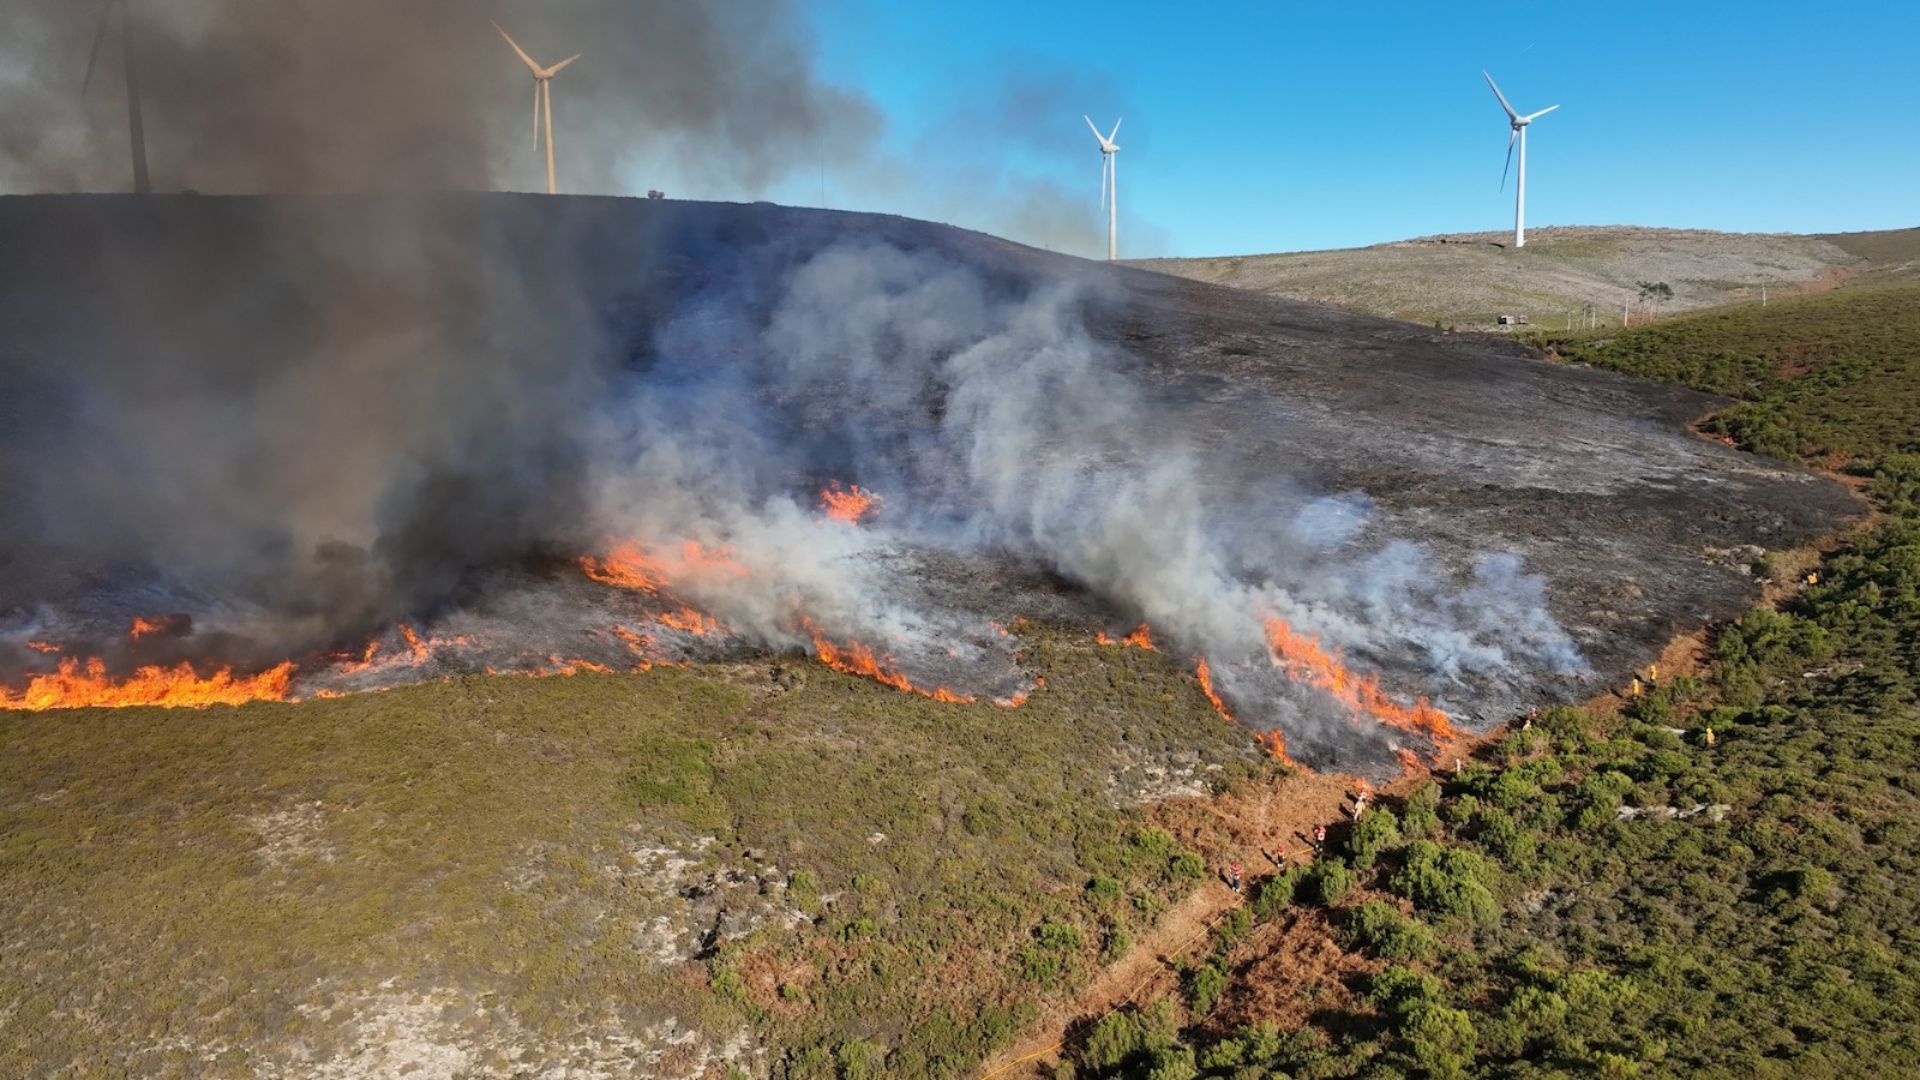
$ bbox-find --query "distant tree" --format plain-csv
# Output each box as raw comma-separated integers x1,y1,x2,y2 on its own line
1636,280,1674,321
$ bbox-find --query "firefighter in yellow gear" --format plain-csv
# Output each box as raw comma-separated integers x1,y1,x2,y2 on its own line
1704,726,1717,748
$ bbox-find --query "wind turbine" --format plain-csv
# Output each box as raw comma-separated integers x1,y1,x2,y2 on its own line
1483,71,1558,249
1084,115,1121,261
494,22,580,195
83,0,151,194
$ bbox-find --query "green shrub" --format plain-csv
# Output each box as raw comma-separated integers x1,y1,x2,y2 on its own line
1390,841,1498,926
1187,961,1229,1015
1307,859,1353,905
1086,876,1123,909
1403,1004,1476,1080
1347,900,1437,963
835,1038,884,1080
1169,851,1207,882
1368,966,1442,1017
1345,808,1402,870
1253,867,1305,921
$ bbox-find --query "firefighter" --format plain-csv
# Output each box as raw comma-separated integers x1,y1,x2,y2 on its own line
1629,676,1643,698
1312,823,1327,852
1704,726,1717,748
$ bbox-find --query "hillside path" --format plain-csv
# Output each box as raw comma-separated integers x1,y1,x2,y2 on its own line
978,770,1356,1078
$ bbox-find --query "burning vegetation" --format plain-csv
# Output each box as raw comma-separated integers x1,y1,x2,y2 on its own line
0,657,296,712
10,197,1851,771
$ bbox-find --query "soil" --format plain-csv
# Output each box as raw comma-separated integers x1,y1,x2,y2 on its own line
978,769,1359,1078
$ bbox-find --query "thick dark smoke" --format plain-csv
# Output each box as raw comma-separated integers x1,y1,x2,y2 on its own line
0,2,1147,258
0,0,877,196
0,4,1571,766
0,194,1582,768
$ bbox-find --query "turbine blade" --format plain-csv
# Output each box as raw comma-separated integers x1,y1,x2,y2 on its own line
1084,114,1104,143
493,22,543,74
1500,130,1515,191
544,54,581,77
1524,103,1560,121
82,0,114,93
1482,70,1519,121
1107,117,1122,143
534,82,542,148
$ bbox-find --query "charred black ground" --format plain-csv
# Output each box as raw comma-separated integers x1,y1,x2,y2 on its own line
0,194,1862,768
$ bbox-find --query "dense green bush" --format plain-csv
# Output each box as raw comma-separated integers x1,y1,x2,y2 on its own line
1389,842,1498,926
1306,859,1353,905
1343,808,1401,871
1346,900,1436,963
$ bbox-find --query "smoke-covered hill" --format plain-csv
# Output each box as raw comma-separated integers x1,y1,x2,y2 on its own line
0,194,1862,770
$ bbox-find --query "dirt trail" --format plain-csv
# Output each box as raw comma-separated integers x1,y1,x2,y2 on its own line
979,770,1356,1079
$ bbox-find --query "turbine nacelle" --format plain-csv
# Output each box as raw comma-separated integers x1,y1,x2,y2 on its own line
1084,114,1122,154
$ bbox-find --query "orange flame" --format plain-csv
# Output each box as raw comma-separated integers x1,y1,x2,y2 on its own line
128,615,189,640
1097,624,1155,650
0,657,295,711
24,641,61,655
1262,617,1453,741
579,539,748,593
397,624,472,666
331,640,381,674
655,608,721,636
802,619,975,704
537,655,615,677
820,482,882,524
1194,657,1232,722
1394,747,1424,775
612,625,655,663
1256,727,1298,767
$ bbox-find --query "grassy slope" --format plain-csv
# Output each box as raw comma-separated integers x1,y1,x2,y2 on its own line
1535,284,1920,467
0,630,1270,1078
1132,226,1919,329
1066,287,1920,1078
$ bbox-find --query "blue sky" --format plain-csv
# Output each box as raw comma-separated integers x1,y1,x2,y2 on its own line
780,0,1918,258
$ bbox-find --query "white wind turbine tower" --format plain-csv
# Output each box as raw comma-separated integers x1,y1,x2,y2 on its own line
494,22,580,195
83,0,151,195
1085,115,1121,260
1483,71,1558,249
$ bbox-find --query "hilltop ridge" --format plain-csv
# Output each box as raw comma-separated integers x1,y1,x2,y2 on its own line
1133,224,1920,329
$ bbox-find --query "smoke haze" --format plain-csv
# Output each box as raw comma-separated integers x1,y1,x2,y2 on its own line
0,1,1143,258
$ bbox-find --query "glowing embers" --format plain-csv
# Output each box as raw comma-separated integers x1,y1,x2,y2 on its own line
0,656,296,711
1262,616,1454,741
819,481,882,524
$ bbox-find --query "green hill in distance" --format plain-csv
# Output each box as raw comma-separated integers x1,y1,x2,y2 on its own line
1132,225,1920,330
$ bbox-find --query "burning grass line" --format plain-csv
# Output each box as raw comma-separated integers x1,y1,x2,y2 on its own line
0,657,296,711
1262,616,1454,743
800,618,977,705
